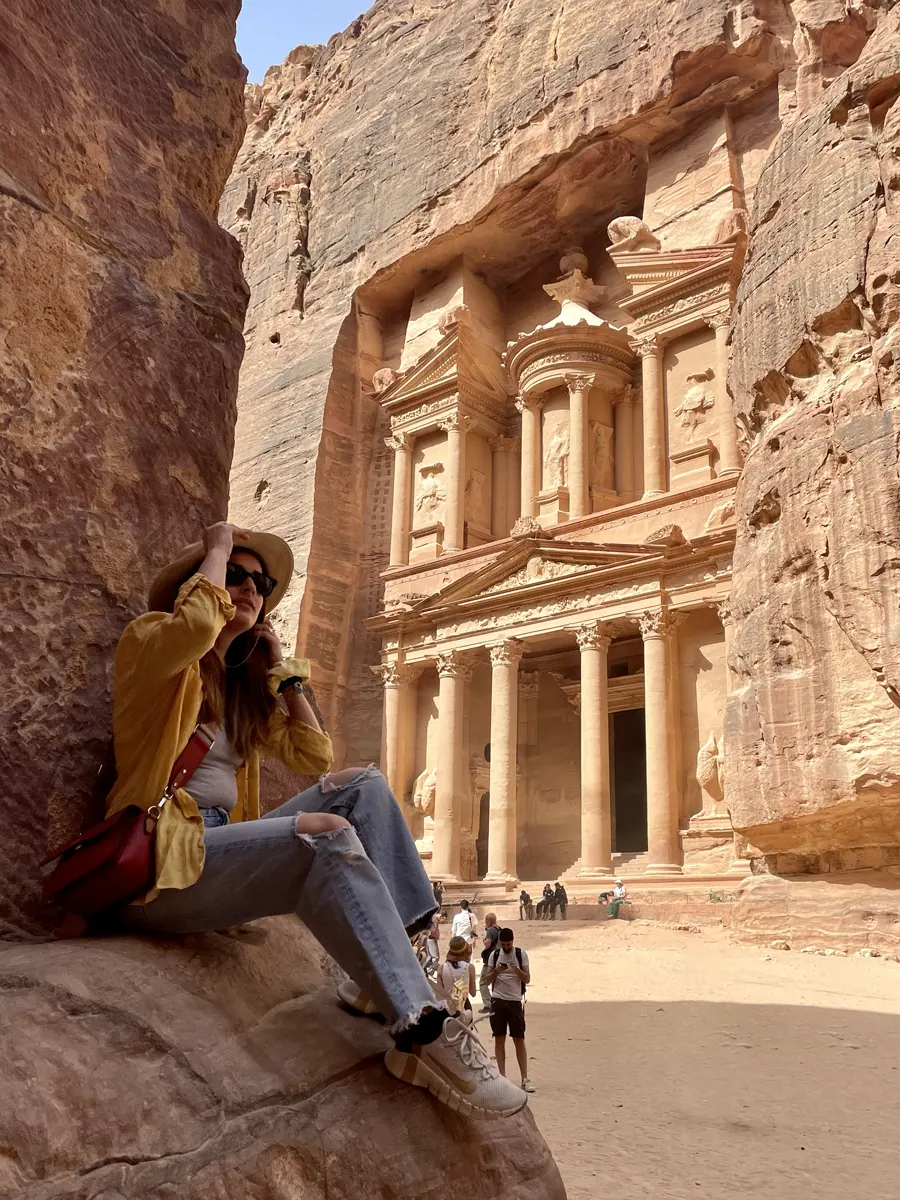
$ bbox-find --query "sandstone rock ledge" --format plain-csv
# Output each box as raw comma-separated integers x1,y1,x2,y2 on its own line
0,919,564,1199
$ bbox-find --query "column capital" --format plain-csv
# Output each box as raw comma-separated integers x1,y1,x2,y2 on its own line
706,309,732,331
519,670,541,697
612,383,637,409
515,392,542,414
575,623,612,653
564,372,596,395
437,412,472,435
489,639,524,668
630,333,660,358
638,608,677,640
489,434,521,454
384,431,413,454
372,660,423,687
714,598,733,627
436,650,475,680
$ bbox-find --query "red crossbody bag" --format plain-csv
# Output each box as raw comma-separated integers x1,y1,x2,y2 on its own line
42,723,216,933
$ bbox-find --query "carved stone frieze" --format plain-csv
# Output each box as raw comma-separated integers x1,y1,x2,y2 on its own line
482,556,597,596
644,524,688,549
510,515,544,538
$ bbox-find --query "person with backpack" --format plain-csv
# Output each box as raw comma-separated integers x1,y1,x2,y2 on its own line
479,912,501,1014
437,936,476,1022
451,898,478,949
483,928,535,1093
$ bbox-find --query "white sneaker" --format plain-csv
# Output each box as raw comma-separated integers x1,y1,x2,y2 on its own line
384,1016,528,1120
336,978,380,1016
522,1078,536,1093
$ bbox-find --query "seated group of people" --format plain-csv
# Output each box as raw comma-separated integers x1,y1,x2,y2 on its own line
519,882,568,919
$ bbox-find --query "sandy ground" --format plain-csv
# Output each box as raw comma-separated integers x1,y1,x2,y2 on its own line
472,921,900,1200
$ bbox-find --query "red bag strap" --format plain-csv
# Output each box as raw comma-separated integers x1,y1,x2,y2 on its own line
42,723,217,866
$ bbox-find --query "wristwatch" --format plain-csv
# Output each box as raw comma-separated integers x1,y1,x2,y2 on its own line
277,676,306,696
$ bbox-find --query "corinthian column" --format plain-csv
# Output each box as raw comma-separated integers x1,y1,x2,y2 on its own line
438,412,471,553
639,609,682,874
486,639,523,881
433,651,472,879
515,394,541,519
613,385,636,503
565,373,595,519
708,312,741,476
373,661,413,824
633,335,666,498
576,623,613,875
716,599,734,695
385,431,413,566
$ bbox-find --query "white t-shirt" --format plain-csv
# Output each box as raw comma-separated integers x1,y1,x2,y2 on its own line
451,910,476,943
489,946,529,1002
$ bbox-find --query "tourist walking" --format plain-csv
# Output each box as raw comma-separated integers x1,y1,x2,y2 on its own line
93,521,525,1120
554,882,568,920
432,879,444,910
451,898,478,949
519,889,533,920
483,927,535,1093
480,912,501,1014
436,936,476,1021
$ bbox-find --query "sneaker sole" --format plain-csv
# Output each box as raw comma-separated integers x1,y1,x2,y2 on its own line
337,989,380,1017
384,1047,528,1121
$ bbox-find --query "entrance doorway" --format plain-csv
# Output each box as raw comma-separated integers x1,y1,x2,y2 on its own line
475,791,490,877
612,708,647,852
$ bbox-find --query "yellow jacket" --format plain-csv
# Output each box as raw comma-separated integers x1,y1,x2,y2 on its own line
106,573,333,899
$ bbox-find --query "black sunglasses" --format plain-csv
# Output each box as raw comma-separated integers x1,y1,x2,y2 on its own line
225,561,277,598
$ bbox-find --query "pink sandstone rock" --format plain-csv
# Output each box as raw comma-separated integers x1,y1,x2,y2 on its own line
0,0,248,938
0,919,564,1198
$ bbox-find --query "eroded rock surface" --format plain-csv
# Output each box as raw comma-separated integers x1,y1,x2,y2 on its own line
0,1,248,936
0,919,565,1199
726,12,900,862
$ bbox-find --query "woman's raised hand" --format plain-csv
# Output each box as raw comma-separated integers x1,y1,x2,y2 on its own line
203,522,252,557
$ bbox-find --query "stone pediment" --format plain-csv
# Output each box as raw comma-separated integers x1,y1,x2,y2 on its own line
610,241,741,328
410,537,659,613
374,308,508,420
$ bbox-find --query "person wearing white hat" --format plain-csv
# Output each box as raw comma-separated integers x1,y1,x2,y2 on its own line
108,521,525,1120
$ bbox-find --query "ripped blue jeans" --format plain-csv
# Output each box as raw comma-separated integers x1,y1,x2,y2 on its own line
118,767,440,1031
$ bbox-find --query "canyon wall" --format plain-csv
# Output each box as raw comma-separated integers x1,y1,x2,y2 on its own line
0,0,248,937
726,10,900,871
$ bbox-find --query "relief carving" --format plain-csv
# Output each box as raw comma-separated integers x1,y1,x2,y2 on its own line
510,515,544,539
607,216,661,253
674,368,715,438
415,463,446,522
465,468,489,529
696,731,726,815
544,426,570,489
374,368,399,394
589,422,615,490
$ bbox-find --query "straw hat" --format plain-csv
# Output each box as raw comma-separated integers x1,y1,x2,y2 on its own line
148,531,293,614
446,936,470,960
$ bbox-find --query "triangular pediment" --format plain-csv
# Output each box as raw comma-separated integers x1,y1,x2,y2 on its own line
376,312,509,414
410,537,662,615
610,242,741,322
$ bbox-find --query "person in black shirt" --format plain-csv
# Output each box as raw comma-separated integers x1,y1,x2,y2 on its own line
519,889,533,920
554,882,568,920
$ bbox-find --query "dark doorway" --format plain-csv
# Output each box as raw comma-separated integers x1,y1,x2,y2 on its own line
612,709,647,852
476,791,490,877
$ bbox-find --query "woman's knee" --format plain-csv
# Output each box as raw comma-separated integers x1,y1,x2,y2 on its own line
295,812,351,836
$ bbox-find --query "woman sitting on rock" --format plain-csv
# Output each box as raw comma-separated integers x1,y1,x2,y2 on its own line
110,521,525,1120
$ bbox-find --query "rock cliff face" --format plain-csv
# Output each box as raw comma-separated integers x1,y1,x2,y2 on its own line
0,919,564,1198
726,12,900,868
223,0,790,762
0,0,248,937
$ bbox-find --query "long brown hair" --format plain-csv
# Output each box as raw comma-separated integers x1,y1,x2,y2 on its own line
198,629,276,759
175,554,277,758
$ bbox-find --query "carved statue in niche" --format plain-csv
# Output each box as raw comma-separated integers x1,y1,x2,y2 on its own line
544,427,569,489
607,216,661,253
465,468,489,529
413,767,437,856
414,463,445,524
674,368,715,438
696,731,726,816
589,421,615,490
